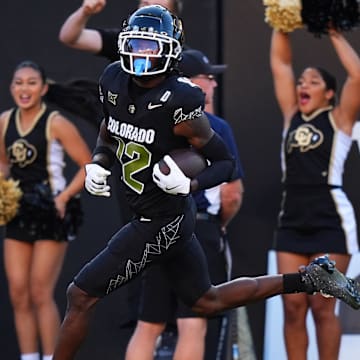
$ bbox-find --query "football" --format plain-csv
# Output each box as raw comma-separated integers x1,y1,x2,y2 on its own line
158,148,207,178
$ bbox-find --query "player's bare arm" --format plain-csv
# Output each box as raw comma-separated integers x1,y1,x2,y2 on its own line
173,112,213,148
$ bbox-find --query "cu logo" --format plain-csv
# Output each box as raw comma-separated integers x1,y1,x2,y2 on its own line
287,124,324,153
8,139,37,167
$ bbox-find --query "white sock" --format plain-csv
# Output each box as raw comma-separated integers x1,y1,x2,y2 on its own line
21,353,40,360
43,355,53,360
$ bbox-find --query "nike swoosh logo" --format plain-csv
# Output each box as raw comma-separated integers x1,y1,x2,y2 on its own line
148,103,163,110
165,186,178,191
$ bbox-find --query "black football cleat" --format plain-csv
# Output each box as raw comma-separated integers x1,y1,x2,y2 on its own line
299,254,360,310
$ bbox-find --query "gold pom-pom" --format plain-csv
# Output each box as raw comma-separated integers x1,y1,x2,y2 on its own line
0,173,23,225
264,0,303,33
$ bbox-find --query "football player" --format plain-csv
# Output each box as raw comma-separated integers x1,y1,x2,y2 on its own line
52,6,360,360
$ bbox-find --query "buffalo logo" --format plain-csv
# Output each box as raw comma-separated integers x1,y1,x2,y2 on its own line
7,139,37,167
128,104,136,114
287,124,324,153
107,91,118,106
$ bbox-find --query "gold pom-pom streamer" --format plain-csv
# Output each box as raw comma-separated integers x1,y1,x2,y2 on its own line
264,0,303,33
0,173,22,225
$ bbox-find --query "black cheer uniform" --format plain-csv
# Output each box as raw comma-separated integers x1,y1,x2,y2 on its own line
75,63,222,306
274,107,358,254
3,104,82,242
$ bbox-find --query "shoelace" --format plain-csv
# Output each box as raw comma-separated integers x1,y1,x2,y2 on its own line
346,278,360,300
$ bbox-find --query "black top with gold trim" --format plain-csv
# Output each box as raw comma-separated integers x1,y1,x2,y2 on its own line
275,107,358,255
282,107,352,187
4,104,66,192
3,104,81,242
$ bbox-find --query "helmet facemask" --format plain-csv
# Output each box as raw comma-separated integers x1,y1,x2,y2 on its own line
118,5,183,77
118,30,181,76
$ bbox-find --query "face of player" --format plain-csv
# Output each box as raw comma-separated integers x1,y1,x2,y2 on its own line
190,74,217,109
139,0,175,13
10,67,48,111
296,68,335,115
128,38,160,55
127,38,162,75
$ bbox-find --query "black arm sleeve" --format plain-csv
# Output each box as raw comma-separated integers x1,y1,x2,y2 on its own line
96,28,120,63
91,120,117,170
194,132,235,191
92,145,116,169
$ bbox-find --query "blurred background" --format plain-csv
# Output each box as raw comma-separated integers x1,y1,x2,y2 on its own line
1,1,360,359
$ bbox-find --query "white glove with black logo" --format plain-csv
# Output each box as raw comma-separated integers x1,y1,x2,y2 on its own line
152,155,190,195
85,163,111,197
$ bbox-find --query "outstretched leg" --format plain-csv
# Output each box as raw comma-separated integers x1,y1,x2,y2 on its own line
52,283,99,360
192,275,284,316
192,255,360,316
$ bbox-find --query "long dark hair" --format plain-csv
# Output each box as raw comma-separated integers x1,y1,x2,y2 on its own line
314,67,337,106
15,60,47,83
45,79,102,128
13,60,102,128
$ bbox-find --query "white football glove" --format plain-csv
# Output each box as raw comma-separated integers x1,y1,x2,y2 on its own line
85,163,111,197
152,155,191,195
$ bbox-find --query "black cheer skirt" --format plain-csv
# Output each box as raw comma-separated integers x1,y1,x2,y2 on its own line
6,181,83,243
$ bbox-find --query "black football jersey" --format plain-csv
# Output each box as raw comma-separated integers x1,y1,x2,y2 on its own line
282,107,352,186
99,62,205,217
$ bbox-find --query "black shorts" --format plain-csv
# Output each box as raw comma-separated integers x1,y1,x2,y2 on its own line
138,215,229,322
5,182,83,243
74,199,212,307
274,186,359,254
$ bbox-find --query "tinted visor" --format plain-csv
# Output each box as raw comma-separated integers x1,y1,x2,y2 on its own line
127,39,160,55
